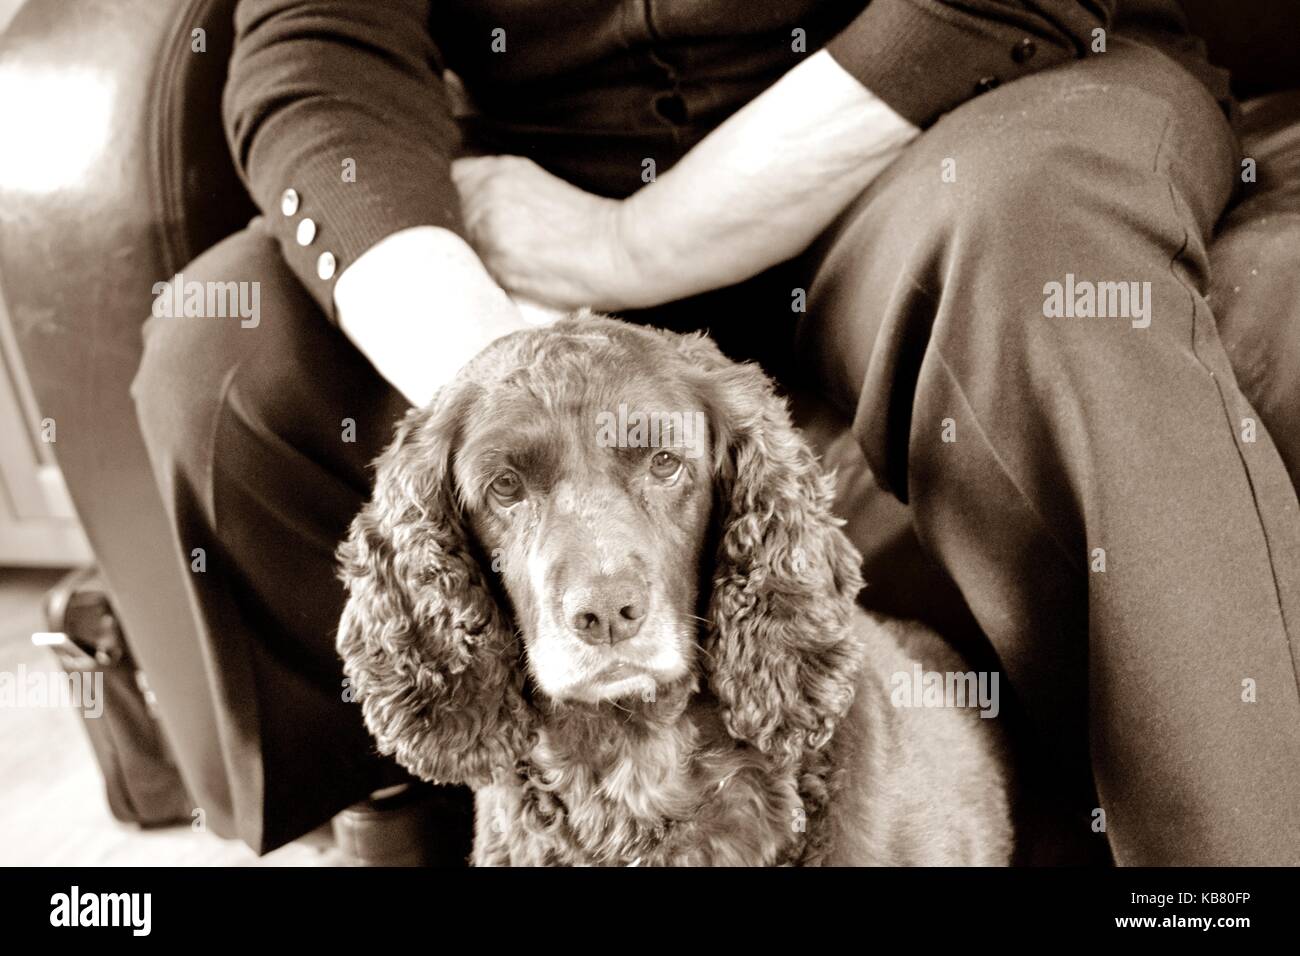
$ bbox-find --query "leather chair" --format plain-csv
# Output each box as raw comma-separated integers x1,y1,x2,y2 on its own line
2,0,1298,857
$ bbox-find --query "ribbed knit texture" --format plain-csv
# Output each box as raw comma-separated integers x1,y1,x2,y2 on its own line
826,0,1115,128
223,0,464,319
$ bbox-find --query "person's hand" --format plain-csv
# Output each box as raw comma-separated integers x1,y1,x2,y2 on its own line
451,155,639,311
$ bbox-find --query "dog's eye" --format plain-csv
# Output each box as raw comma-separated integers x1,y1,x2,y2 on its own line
488,470,524,504
649,451,682,480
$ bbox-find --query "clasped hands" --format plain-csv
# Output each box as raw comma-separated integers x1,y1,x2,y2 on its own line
451,155,650,314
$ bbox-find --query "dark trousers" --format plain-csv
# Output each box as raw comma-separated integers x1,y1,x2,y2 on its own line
133,38,1300,861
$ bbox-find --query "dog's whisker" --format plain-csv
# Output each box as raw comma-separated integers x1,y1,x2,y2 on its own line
692,642,718,668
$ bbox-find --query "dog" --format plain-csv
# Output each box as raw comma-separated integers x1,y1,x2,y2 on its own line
337,314,1012,865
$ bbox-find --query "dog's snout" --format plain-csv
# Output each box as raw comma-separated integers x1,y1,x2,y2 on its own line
563,573,648,645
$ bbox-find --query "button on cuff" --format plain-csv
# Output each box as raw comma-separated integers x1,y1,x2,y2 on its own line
1012,38,1037,64
280,187,300,217
316,251,337,281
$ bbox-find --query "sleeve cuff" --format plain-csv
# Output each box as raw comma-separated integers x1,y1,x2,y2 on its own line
825,0,1082,129
245,112,465,322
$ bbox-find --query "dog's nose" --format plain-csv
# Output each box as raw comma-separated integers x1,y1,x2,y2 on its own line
563,573,648,645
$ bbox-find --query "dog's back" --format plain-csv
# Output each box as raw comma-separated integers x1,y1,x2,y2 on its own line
823,613,1013,865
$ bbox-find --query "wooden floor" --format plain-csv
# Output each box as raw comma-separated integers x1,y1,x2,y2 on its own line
0,569,340,866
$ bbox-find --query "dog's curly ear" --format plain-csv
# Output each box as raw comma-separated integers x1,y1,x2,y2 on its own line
336,383,533,788
676,333,866,768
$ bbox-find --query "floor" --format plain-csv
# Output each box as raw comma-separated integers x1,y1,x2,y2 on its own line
0,567,340,865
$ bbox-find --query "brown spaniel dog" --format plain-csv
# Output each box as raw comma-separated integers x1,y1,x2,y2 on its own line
337,314,1011,865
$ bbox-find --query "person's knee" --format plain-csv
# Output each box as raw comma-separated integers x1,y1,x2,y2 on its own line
937,133,1100,260
930,122,1209,365
132,226,288,469
132,314,225,476
934,69,1225,256
134,224,401,493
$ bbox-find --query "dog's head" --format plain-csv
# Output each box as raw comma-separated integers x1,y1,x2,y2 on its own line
337,316,864,787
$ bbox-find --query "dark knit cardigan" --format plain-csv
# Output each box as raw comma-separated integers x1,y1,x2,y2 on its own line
221,0,1227,319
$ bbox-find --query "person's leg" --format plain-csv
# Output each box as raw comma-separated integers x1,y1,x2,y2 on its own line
131,221,471,854
799,38,1300,864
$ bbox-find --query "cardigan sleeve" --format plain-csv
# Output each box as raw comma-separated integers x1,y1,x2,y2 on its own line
826,0,1118,129
223,0,465,320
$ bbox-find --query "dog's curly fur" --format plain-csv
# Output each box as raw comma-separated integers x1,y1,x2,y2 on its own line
337,315,1011,865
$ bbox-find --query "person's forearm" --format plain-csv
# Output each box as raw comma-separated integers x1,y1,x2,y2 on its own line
334,227,540,408
613,50,919,308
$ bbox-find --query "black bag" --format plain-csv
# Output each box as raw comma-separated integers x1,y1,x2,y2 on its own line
41,568,192,827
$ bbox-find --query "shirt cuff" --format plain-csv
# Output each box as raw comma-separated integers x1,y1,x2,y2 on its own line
825,0,1081,129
